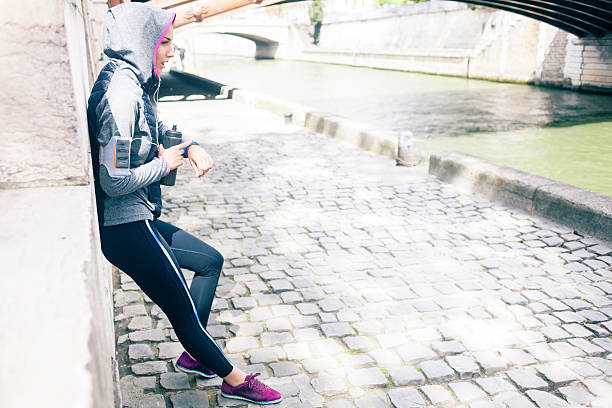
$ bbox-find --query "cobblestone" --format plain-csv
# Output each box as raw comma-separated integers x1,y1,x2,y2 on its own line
388,387,427,407
475,377,517,395
534,363,578,386
169,390,210,408
128,344,154,360
388,366,425,386
449,381,487,402
112,97,612,407
525,390,569,408
131,360,168,375
420,384,455,405
419,360,455,382
506,369,548,391
160,372,190,390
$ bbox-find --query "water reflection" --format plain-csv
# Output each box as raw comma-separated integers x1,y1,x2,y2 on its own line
191,56,612,136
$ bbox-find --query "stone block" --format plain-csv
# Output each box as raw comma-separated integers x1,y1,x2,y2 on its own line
419,360,455,382
132,360,168,375
525,390,569,408
310,374,347,396
475,377,517,395
388,366,425,386
129,344,154,360
129,328,165,342
432,340,466,355
446,355,480,378
226,336,259,353
534,363,578,386
128,316,152,331
449,381,487,402
558,386,595,405
169,390,210,408
261,332,294,347
347,367,387,387
420,385,455,406
270,361,300,377
474,351,507,374
158,342,184,359
582,379,612,397
160,372,190,390
132,376,156,389
388,387,427,408
506,369,548,391
321,322,355,337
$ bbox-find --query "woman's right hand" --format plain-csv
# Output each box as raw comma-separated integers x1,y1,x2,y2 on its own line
158,140,192,170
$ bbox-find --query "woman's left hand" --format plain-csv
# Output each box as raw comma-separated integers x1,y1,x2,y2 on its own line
187,145,214,177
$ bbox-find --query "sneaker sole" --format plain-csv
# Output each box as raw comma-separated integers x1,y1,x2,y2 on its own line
174,360,218,379
220,392,282,405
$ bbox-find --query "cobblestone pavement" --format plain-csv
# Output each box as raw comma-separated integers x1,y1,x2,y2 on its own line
114,98,612,408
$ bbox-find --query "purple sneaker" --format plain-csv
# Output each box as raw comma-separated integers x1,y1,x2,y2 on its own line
175,352,217,378
221,373,282,404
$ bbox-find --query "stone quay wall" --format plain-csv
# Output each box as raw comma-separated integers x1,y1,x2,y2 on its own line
0,0,117,407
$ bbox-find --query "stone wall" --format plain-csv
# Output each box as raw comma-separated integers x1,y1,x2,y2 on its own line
561,34,612,92
0,0,117,407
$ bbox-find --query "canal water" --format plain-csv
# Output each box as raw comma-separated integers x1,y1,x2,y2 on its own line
190,56,612,196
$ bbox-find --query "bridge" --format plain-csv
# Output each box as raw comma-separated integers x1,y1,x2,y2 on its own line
267,0,612,37
179,21,291,59
156,0,612,61
451,0,612,37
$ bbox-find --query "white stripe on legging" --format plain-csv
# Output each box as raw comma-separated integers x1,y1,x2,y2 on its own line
145,220,229,361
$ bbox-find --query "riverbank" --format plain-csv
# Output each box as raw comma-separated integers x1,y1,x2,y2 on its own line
164,70,612,242
167,57,612,197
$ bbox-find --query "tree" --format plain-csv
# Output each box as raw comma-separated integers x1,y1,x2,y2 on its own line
309,0,324,45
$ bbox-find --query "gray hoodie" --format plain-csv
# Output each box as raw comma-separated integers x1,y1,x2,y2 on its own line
88,3,175,226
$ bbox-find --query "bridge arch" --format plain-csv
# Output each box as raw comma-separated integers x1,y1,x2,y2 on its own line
448,0,612,37
216,32,279,59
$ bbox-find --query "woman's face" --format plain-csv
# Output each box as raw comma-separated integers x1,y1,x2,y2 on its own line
155,24,174,75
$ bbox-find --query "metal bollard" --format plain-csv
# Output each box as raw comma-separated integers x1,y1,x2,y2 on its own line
396,130,417,166
284,112,293,125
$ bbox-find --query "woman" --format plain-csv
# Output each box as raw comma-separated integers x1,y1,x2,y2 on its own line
87,3,281,404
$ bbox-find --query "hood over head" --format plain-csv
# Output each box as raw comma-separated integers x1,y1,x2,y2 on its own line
104,3,175,88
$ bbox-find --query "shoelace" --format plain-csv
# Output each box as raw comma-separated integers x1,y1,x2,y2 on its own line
246,373,268,394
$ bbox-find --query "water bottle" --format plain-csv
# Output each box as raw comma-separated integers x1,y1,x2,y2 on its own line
160,125,182,186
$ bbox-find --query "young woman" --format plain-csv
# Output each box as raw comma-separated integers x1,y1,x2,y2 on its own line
87,3,281,404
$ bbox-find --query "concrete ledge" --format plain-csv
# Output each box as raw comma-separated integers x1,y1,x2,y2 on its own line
0,184,116,407
429,151,612,243
171,70,398,159
303,110,397,158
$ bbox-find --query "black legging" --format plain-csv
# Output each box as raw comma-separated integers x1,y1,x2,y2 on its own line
101,219,234,377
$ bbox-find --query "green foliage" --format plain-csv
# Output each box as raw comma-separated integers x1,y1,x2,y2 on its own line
309,0,324,24
372,0,429,8
309,0,324,45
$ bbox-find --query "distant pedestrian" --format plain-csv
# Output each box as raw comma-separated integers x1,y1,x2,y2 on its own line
86,3,281,404
309,0,324,45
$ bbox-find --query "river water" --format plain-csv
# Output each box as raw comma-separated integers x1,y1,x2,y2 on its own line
190,56,612,196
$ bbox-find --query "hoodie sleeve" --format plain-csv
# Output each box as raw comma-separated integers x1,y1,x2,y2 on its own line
96,78,169,198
